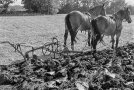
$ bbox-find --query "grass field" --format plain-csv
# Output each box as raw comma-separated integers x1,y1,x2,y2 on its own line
0,14,134,65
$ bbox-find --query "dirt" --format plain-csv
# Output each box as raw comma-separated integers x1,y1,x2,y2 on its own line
0,43,134,90
0,14,134,90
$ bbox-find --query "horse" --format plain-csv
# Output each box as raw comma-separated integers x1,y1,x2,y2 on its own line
90,7,132,53
64,4,106,50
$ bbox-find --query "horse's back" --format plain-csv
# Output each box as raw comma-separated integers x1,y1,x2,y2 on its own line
69,11,83,15
95,15,116,35
69,11,90,21
67,11,91,30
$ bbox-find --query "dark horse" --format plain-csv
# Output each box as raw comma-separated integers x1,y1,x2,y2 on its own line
64,4,106,50
91,7,132,53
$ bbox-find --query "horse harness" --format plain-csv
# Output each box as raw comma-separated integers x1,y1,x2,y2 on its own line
78,12,91,33
111,14,123,33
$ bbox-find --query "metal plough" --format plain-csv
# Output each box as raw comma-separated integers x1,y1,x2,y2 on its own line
0,37,84,61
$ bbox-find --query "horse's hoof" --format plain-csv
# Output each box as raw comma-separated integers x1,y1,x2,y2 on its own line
63,44,66,47
111,46,114,49
115,47,118,50
71,46,74,51
88,43,90,46
92,50,96,55
63,47,69,52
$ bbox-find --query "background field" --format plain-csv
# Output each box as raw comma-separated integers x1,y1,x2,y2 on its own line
0,14,134,65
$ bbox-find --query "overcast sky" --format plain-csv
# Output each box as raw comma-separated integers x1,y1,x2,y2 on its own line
125,0,134,5
12,0,134,6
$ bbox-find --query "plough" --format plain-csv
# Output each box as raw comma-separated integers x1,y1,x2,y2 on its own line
0,37,84,61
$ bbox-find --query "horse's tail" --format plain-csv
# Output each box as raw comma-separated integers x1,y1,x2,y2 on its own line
91,19,101,41
65,14,76,42
65,14,72,31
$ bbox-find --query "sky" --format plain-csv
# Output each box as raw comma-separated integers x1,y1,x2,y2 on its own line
11,0,134,6
125,0,134,6
11,0,23,6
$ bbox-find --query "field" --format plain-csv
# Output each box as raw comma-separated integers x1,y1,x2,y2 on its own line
0,14,134,90
0,14,134,65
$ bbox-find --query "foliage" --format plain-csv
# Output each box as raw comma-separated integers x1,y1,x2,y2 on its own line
106,0,126,14
22,0,134,14
0,0,15,13
23,0,60,14
128,5,134,15
0,0,14,4
58,0,128,14
0,0,133,16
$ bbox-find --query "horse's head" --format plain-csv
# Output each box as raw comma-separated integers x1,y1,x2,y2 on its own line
123,7,132,23
114,7,132,23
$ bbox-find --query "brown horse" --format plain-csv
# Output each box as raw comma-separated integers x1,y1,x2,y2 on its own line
64,4,106,50
91,7,132,53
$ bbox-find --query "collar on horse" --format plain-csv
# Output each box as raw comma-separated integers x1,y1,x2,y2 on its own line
112,14,124,21
78,12,91,33
110,14,123,30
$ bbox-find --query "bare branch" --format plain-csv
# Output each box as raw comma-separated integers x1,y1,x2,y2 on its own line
0,41,26,60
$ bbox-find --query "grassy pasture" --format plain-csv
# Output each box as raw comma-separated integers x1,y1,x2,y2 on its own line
0,14,134,65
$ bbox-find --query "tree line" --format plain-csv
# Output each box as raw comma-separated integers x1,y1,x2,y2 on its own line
0,0,134,15
22,0,134,15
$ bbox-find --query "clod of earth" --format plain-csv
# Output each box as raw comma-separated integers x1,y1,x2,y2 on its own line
1,43,134,90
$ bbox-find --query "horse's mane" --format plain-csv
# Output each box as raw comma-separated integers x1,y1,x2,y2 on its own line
112,9,125,20
88,4,105,16
114,9,124,15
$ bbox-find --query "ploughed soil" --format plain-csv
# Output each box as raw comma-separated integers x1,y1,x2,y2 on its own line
1,43,134,90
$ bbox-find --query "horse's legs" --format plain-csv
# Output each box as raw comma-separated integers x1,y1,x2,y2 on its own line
91,39,97,53
71,39,74,51
70,30,78,51
91,32,102,53
91,36,98,53
64,28,68,47
111,35,115,49
115,33,121,49
88,30,91,46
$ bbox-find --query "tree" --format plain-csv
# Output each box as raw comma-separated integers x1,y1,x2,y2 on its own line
23,0,128,14
58,0,74,13
79,0,93,12
23,0,60,14
106,0,126,14
23,0,32,12
128,5,134,15
0,0,15,13
0,0,14,4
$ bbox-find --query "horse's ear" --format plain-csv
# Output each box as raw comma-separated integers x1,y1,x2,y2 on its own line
123,7,129,11
123,6,127,10
102,3,105,7
102,3,107,9
102,1,110,9
126,7,129,11
123,3,128,10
